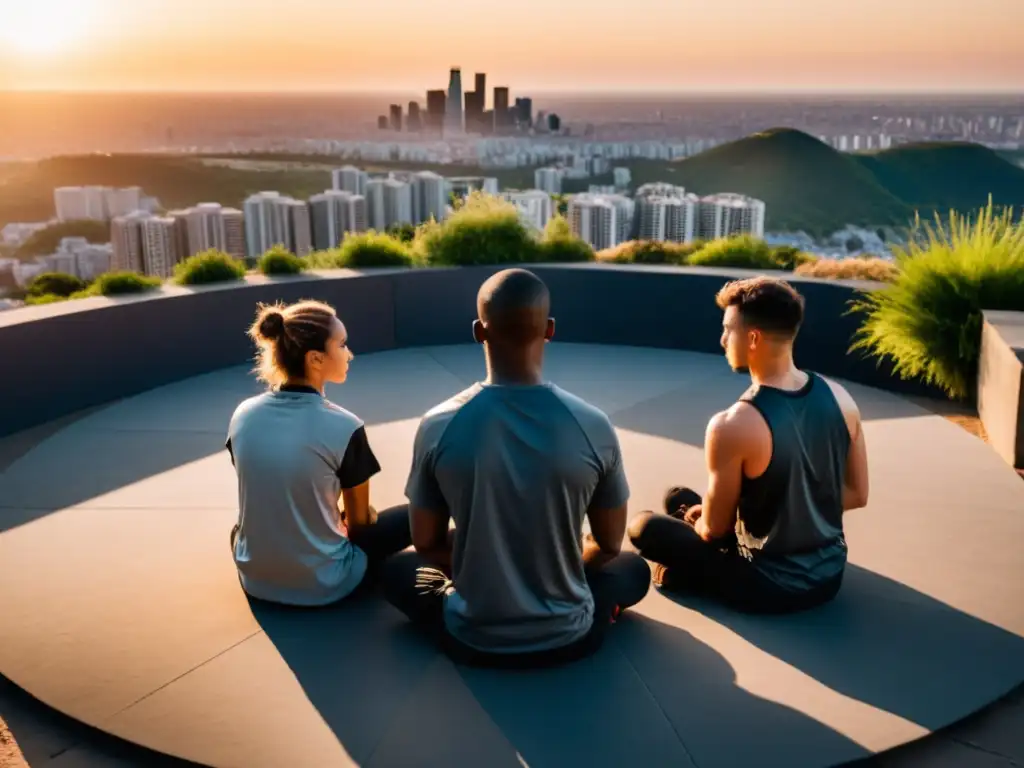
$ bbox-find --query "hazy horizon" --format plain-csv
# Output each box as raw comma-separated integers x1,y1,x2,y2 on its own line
0,0,1021,94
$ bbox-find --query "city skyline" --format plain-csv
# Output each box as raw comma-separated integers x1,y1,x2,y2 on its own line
0,0,1021,93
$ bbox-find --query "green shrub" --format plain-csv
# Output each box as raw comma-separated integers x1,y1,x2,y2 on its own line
418,192,541,266
173,249,247,285
331,231,415,268
27,271,87,298
92,271,163,295
688,236,787,270
538,215,594,263
258,245,306,275
597,240,699,265
850,202,1024,401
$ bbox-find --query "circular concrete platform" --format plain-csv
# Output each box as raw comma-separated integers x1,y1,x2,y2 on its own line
1,343,1023,768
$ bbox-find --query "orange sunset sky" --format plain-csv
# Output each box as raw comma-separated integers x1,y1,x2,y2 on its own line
0,0,1021,93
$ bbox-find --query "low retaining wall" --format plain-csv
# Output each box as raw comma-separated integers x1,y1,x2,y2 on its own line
978,311,1024,469
0,264,935,438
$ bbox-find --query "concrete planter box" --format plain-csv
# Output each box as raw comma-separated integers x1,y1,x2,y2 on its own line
978,310,1024,469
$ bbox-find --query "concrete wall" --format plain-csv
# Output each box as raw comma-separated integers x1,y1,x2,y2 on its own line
978,311,1024,469
0,265,938,438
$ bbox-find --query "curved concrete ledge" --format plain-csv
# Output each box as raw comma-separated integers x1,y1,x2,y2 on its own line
0,264,925,439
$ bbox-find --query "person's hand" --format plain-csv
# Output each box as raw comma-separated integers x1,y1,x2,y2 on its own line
683,504,703,525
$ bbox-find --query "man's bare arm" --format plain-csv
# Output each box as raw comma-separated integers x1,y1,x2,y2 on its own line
410,505,453,573
695,409,746,541
822,378,870,511
584,503,627,569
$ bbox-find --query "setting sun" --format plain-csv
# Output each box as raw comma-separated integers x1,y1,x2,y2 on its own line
2,1,94,56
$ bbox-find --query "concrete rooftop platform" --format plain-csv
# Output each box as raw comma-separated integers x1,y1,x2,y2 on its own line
2,343,1024,768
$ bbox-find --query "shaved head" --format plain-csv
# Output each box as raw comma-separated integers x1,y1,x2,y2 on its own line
476,269,551,345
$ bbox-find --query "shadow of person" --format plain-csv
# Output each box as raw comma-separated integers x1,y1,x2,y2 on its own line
452,612,872,768
658,563,1024,732
256,593,871,768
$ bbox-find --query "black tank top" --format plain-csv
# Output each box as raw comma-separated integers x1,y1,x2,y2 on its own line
736,372,850,590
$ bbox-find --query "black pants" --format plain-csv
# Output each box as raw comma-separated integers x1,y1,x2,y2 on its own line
628,487,842,615
381,549,651,669
231,504,413,599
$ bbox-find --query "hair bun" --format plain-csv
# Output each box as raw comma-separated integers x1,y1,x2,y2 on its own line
258,310,285,341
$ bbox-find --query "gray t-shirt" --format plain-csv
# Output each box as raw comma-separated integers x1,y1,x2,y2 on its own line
406,381,630,653
226,386,380,606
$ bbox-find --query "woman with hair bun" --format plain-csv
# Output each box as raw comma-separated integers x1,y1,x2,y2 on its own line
225,299,410,606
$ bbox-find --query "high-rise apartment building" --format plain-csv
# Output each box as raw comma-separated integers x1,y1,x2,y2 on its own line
534,167,563,194
184,203,228,255
389,104,403,131
407,102,422,131
140,217,183,278
568,195,617,251
285,199,313,256
364,180,387,231
244,193,311,257
383,179,414,229
55,186,142,221
411,171,448,224
222,208,245,259
55,186,109,221
310,191,367,250
697,193,766,240
446,67,463,133
637,195,698,243
503,190,553,232
332,166,368,196
110,211,149,272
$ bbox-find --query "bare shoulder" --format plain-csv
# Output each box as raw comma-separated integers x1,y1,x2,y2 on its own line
818,375,863,436
707,401,769,448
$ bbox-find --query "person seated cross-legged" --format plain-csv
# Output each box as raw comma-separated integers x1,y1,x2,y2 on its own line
226,300,412,607
629,277,870,614
381,268,651,668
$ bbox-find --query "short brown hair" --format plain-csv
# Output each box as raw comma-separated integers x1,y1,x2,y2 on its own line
248,299,337,388
715,276,805,338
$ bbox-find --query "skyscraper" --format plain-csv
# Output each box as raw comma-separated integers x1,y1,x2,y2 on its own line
697,193,766,239
407,102,422,131
446,67,463,133
244,191,311,258
426,90,446,132
494,87,509,130
389,104,403,131
568,195,617,251
184,203,228,255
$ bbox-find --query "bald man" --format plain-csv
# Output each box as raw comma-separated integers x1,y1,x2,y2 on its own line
381,268,650,668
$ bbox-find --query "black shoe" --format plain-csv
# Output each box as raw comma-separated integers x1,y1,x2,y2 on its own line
664,487,702,519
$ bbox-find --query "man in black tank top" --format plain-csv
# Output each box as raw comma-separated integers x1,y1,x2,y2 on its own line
629,277,871,613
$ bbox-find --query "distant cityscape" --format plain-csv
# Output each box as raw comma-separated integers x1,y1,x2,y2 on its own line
0,171,767,291
375,67,561,139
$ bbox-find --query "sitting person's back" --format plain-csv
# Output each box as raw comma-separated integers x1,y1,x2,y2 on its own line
629,276,869,614
227,299,410,607
412,379,625,651
732,370,852,590
383,269,650,666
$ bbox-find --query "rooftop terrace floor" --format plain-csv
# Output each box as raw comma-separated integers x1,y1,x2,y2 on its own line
1,343,1023,768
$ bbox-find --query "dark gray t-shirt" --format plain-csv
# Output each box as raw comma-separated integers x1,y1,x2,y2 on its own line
406,381,629,653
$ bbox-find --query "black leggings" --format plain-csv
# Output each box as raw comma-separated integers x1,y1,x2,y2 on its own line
628,488,842,614
231,504,413,599
381,549,651,669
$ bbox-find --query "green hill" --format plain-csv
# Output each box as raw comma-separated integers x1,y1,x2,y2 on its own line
854,141,1024,218
658,128,912,235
